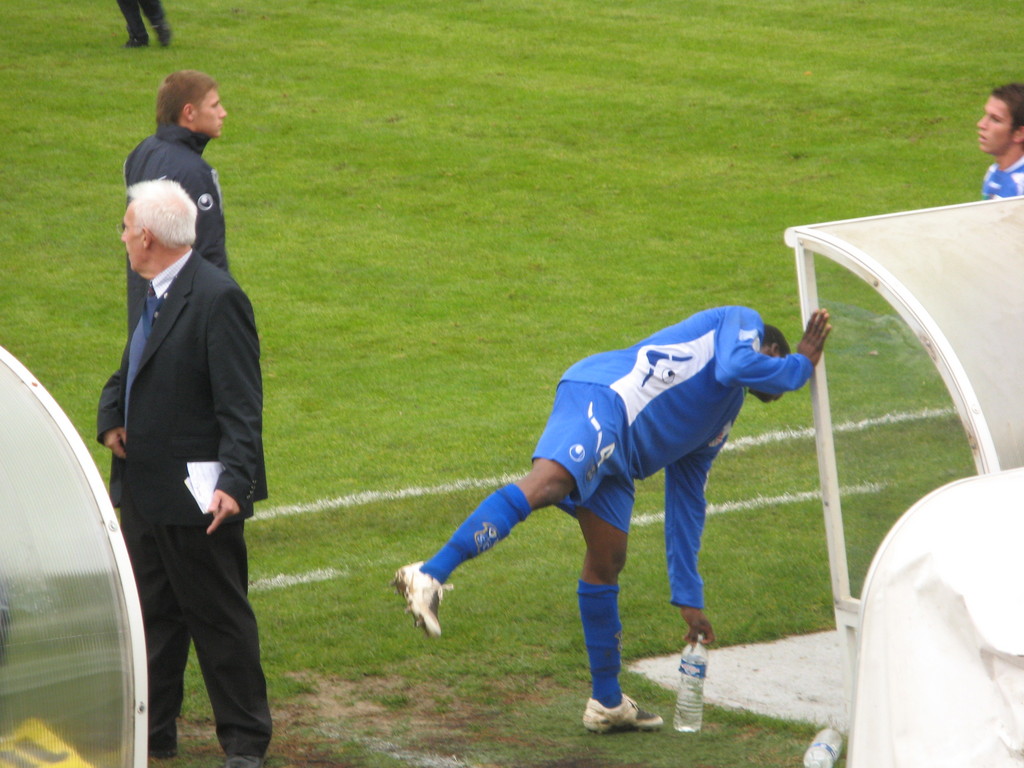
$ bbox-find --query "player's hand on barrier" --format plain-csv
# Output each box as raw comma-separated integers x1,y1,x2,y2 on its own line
797,309,832,366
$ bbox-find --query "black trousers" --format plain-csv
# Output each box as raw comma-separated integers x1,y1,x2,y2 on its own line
120,487,272,757
116,0,166,40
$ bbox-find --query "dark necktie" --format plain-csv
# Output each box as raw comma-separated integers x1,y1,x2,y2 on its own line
142,283,164,339
126,283,165,418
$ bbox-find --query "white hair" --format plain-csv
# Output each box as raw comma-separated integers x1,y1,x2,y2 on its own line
127,179,197,248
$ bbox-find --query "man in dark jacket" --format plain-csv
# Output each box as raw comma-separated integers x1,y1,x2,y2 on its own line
124,70,228,328
99,179,271,768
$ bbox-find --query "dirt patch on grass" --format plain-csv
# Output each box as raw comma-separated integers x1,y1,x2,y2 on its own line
172,672,629,768
267,672,620,768
282,671,481,752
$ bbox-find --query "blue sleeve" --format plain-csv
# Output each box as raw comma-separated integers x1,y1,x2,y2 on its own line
664,450,716,609
714,306,813,395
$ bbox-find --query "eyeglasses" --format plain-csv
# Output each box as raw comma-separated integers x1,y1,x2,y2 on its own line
117,222,143,235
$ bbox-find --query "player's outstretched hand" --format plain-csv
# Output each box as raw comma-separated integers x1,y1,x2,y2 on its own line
796,308,831,367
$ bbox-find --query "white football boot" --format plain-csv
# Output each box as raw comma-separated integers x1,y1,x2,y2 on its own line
582,694,664,733
391,561,452,638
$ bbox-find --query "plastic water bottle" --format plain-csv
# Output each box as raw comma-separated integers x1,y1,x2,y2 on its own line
803,727,843,768
673,634,708,732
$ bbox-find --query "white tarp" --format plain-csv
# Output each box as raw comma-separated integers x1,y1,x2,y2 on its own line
849,468,1024,766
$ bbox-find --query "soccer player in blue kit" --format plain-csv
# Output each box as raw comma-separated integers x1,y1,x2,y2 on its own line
978,83,1024,199
393,305,831,733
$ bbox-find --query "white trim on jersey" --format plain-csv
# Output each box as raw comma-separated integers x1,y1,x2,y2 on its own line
609,330,716,425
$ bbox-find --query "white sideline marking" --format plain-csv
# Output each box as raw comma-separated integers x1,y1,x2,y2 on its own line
723,406,953,451
251,483,888,592
316,730,473,768
251,408,950,591
631,481,886,527
253,474,521,522
250,567,345,592
255,407,952,522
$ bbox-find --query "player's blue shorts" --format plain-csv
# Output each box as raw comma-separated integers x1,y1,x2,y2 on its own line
532,380,636,533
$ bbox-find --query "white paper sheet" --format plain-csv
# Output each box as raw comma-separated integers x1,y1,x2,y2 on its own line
184,461,224,514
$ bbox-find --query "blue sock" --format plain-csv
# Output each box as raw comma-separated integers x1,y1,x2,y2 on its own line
578,580,622,708
421,484,532,583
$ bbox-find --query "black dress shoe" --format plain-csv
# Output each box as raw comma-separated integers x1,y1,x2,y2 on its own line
149,747,177,759
123,37,149,48
223,756,263,768
153,22,172,46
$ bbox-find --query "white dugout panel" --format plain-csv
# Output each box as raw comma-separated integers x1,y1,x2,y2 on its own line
785,196,1024,711
0,347,146,768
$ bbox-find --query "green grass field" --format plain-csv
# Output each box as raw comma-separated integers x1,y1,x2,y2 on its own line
0,0,1011,765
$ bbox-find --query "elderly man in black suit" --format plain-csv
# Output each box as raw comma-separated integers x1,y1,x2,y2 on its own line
98,179,272,768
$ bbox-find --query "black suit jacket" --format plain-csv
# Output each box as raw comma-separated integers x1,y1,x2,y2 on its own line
98,254,267,525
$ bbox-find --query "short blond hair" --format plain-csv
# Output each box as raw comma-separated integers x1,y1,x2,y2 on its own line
155,70,218,126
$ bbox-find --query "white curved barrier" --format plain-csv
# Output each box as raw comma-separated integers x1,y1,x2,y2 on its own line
0,346,146,768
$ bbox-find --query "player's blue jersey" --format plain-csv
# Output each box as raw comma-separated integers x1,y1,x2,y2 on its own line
548,306,815,609
982,157,1024,199
560,306,813,481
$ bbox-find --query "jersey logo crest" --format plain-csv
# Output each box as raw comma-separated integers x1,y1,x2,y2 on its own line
641,350,693,387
